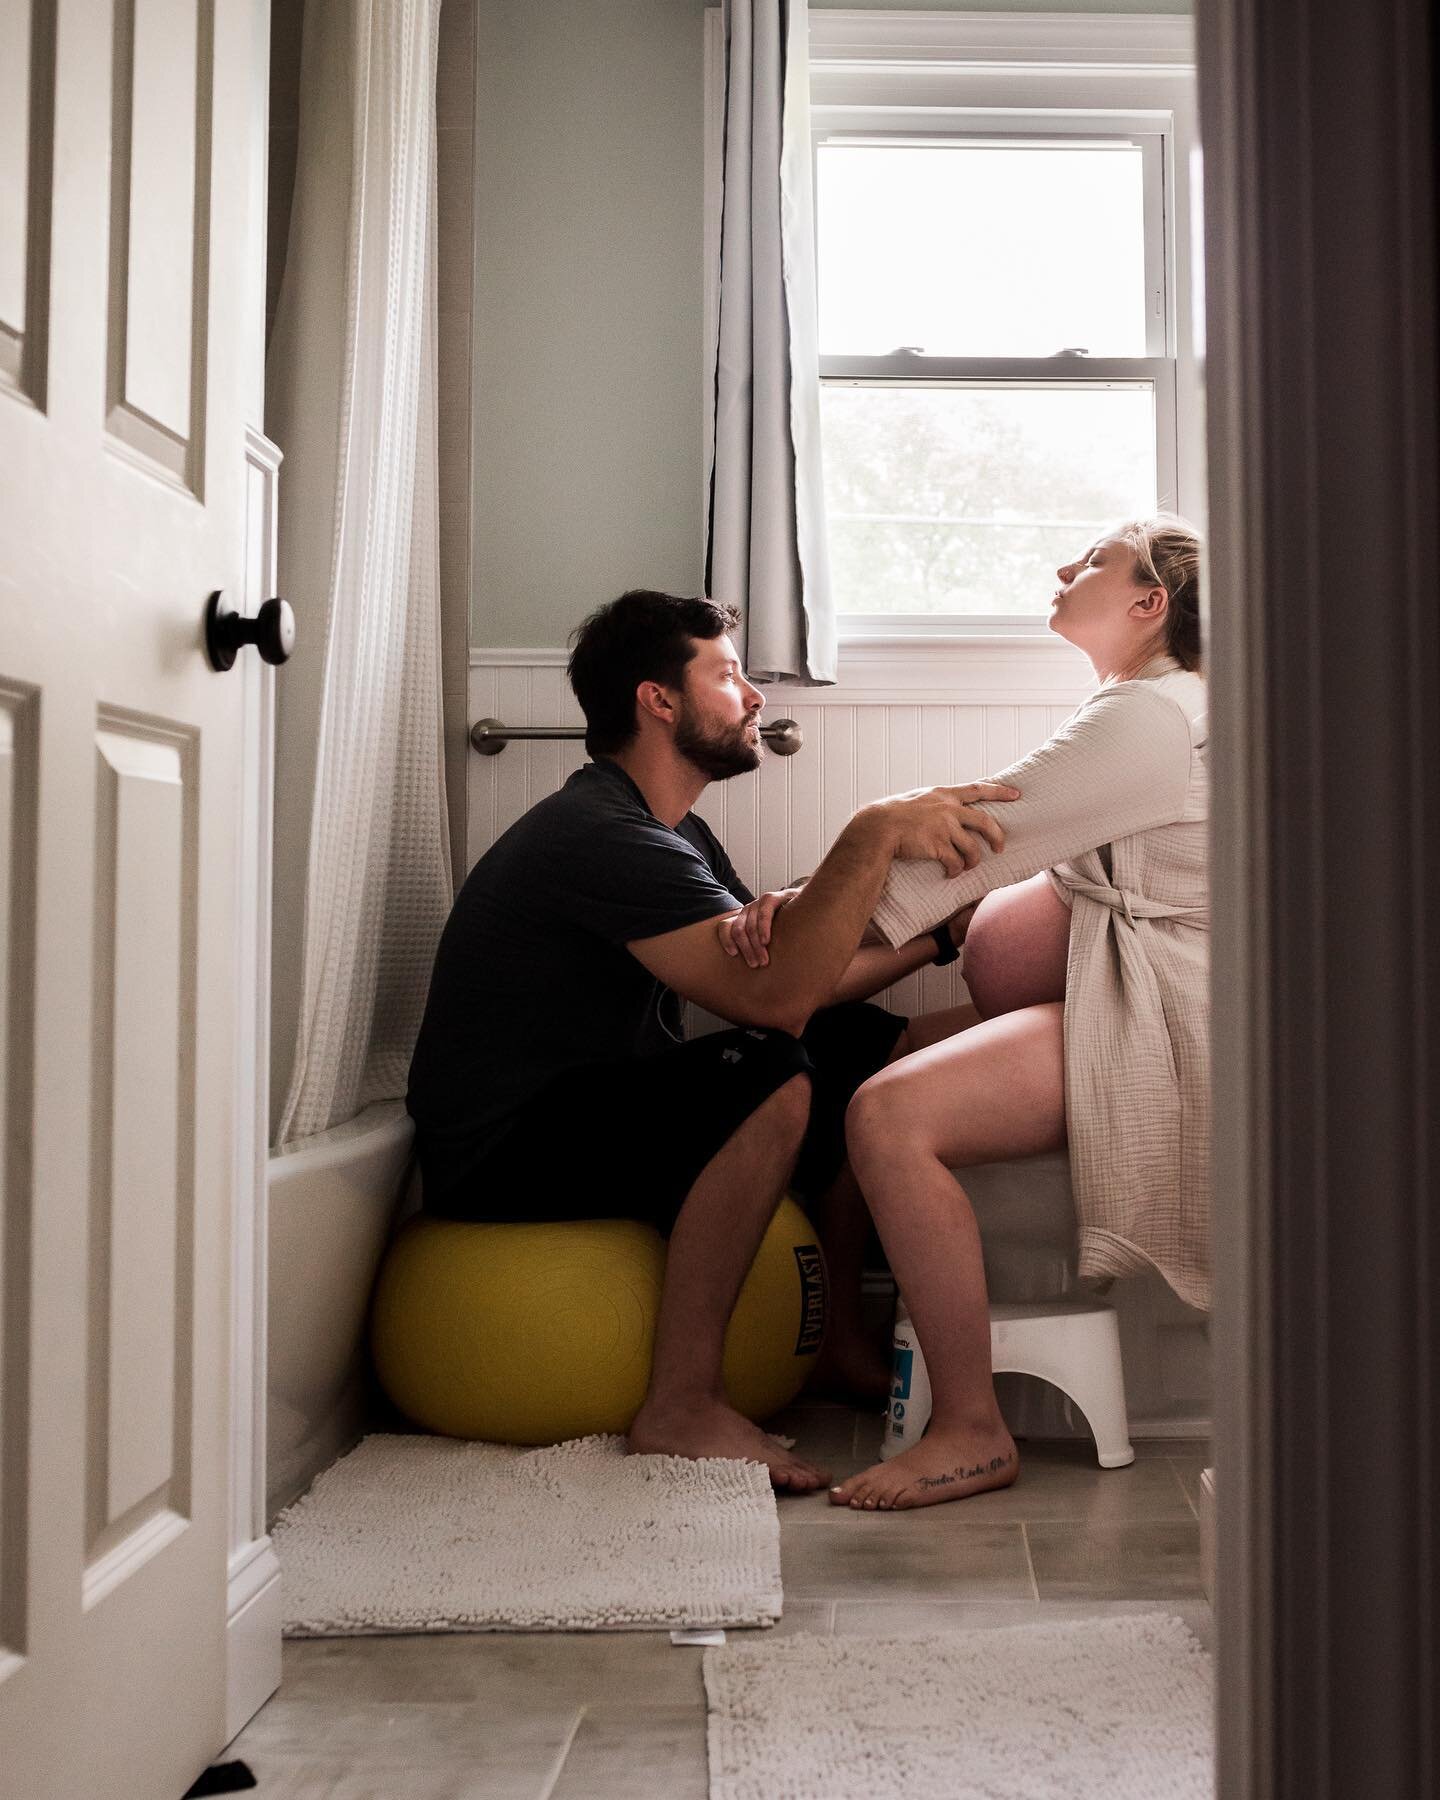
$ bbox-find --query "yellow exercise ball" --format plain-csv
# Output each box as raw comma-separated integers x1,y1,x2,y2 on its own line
370,1195,828,1444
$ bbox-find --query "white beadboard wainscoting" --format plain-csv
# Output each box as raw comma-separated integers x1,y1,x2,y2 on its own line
465,640,1211,1438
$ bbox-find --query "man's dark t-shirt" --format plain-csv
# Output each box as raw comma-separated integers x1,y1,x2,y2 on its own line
406,757,753,1209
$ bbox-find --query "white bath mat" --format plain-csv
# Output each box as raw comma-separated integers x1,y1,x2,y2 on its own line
274,1433,782,1636
704,1613,1212,1800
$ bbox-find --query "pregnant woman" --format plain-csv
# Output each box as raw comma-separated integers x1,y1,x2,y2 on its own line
831,515,1209,1511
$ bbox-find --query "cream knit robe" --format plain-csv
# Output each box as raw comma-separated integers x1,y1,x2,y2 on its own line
871,657,1210,1312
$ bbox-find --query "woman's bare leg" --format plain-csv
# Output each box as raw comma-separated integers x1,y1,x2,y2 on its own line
902,1000,983,1053
813,879,1066,1429
830,1001,1066,1509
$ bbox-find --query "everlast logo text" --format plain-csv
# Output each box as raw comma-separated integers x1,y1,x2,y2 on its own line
792,1243,828,1356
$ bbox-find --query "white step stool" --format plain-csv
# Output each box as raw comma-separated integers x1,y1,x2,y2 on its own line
883,1295,1136,1469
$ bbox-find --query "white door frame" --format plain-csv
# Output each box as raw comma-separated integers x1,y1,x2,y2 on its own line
1199,0,1440,1792
224,427,283,1743
224,0,283,1744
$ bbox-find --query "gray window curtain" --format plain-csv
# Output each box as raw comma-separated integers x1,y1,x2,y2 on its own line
706,0,836,686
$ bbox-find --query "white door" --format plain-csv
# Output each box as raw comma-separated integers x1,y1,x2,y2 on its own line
0,0,263,1794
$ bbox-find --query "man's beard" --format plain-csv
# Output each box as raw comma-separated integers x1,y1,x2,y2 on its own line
674,703,762,780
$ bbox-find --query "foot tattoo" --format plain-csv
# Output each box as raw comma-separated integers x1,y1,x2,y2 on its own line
915,1453,1014,1492
829,1434,1019,1510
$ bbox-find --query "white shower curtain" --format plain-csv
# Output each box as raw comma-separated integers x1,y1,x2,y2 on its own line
270,0,453,1145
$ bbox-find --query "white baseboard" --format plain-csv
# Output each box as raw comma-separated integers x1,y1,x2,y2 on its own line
1127,1412,1212,1441
225,1539,283,1745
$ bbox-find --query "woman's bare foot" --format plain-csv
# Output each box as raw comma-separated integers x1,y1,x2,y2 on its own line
628,1397,831,1492
829,1425,1019,1510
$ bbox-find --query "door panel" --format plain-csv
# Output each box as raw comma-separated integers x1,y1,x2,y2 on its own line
0,685,40,1669
0,0,262,1790
106,0,210,483
86,721,195,1572
0,0,56,403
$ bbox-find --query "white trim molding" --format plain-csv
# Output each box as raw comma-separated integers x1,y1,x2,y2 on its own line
764,635,1096,704
469,636,1096,707
805,10,1196,73
224,1539,282,1749
226,423,283,1743
470,646,575,669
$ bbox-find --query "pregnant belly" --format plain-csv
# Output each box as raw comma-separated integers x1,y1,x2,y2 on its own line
963,872,1072,1020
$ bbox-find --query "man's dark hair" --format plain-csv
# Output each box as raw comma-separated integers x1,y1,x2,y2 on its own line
568,590,741,756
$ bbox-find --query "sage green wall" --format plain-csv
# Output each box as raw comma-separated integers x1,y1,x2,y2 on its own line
473,0,709,649
472,0,1191,649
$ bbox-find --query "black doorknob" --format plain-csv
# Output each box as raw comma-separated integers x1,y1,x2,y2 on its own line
205,592,296,671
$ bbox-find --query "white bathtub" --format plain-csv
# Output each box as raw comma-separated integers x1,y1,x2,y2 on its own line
266,1100,417,1519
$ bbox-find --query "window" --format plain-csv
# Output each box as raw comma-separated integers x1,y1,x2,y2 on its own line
809,13,1200,635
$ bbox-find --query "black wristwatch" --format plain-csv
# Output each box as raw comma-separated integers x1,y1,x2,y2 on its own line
930,923,960,966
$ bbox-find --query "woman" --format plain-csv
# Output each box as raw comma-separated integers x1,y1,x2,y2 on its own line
831,515,1209,1510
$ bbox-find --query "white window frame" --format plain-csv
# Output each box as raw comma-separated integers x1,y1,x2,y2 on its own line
804,10,1200,643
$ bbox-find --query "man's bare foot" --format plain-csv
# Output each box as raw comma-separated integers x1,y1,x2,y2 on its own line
628,1398,831,1492
828,1425,1019,1510
805,1330,893,1404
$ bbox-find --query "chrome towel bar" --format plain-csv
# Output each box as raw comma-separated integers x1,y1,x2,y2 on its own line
469,717,804,757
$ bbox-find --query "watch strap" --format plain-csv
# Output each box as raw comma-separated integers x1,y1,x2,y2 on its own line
930,923,960,967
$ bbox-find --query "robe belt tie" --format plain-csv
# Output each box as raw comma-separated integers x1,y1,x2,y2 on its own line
1058,877,1209,931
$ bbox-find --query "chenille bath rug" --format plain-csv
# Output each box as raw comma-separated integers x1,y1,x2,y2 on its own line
273,1433,782,1636
703,1612,1212,1800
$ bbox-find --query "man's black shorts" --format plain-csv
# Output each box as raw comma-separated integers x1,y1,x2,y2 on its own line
424,1001,908,1230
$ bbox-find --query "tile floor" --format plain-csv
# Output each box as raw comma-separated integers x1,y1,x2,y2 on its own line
229,1407,1211,1798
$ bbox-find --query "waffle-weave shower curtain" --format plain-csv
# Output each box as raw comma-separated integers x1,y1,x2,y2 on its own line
268,0,452,1145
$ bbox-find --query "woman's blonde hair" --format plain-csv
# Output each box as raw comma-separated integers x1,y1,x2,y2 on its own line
1111,514,1203,671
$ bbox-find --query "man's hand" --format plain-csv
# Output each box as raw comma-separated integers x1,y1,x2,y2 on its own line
862,782,1021,878
712,786,1015,971
718,886,804,968
629,781,1018,1035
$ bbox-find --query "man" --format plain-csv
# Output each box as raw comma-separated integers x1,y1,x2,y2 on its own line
407,590,1017,1491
